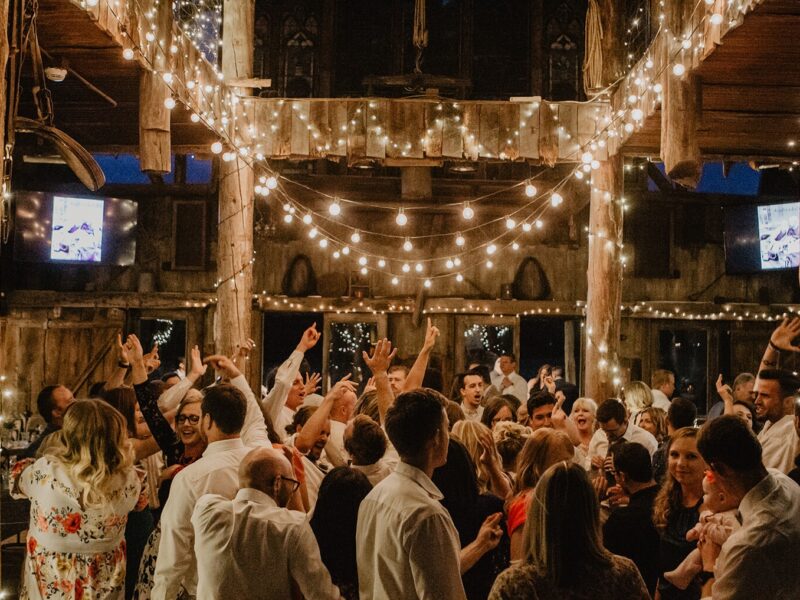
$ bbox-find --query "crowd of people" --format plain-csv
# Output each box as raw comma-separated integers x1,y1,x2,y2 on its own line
9,315,800,599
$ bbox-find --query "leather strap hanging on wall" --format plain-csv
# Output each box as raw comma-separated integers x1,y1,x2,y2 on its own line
512,256,551,301
281,254,318,297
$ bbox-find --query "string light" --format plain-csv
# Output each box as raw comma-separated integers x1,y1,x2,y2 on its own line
328,199,342,217
395,208,408,226
505,217,516,230
350,231,361,244
462,202,474,220
525,182,537,197
403,238,413,252
672,63,686,76
550,193,563,207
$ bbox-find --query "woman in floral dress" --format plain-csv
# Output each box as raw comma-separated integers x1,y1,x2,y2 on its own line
11,399,147,600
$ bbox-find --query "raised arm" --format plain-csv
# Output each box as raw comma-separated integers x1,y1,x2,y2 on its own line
404,318,440,392
262,324,321,427
551,392,582,447
294,375,356,453
362,338,398,425
715,374,736,416
760,317,800,372
158,345,207,412
203,353,270,447
104,333,132,391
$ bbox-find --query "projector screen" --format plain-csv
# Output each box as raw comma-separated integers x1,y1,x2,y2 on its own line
50,196,105,262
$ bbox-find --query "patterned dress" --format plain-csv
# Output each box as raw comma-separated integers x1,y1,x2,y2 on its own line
11,457,146,600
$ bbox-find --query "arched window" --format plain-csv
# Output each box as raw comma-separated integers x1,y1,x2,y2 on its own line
282,15,317,97
544,0,586,100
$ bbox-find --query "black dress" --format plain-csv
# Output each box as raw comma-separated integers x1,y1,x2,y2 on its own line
657,498,702,600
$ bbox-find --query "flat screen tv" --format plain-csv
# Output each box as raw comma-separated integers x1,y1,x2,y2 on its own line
724,201,799,274
14,192,137,266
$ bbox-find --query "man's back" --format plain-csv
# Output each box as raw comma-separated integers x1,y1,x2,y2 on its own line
192,488,341,600
356,462,466,600
713,471,800,599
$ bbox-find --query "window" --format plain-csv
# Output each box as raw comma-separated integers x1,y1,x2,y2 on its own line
323,314,387,393
139,318,187,376
544,0,586,100
456,316,518,373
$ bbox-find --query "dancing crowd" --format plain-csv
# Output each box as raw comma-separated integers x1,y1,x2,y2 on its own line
9,315,800,600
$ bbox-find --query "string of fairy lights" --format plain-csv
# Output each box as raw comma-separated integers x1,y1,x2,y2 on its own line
74,0,776,295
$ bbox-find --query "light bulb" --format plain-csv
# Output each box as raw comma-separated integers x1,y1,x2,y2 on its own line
681,39,692,50
486,244,497,255
122,48,135,60
415,263,423,273
551,193,564,207
455,234,465,247
391,276,399,285
710,13,723,25
486,260,494,269
454,257,462,267
396,209,408,226
222,152,235,162
342,246,350,255
446,259,454,269
512,242,520,250
403,239,413,252
360,267,368,275
424,279,432,288
283,203,292,212
462,203,474,220
575,170,584,180
266,176,278,189
358,256,367,266
631,108,644,121
190,113,200,123
283,214,293,223
308,227,318,239
302,214,312,225
522,222,532,232
591,160,601,170
581,151,593,164
162,72,173,84
333,251,341,259
525,183,537,197
350,231,361,244
402,263,411,273
378,259,386,268
319,238,328,248
456,273,464,282
653,82,663,94
673,63,686,77
328,200,341,216
210,141,223,154
505,218,516,230
624,122,635,134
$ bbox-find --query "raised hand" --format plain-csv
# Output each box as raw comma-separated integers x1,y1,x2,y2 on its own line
362,338,398,375
551,392,568,428
477,427,500,468
126,334,145,363
117,333,131,365
363,376,377,394
715,374,733,403
203,354,241,380
188,345,207,380
544,374,556,394
422,317,440,352
770,317,800,352
303,372,321,396
143,343,160,374
325,374,357,403
232,338,257,366
296,323,321,353
475,513,504,550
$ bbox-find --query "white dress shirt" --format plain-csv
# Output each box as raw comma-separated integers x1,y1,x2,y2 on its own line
152,374,270,599
651,389,672,412
357,462,466,600
462,404,484,422
192,488,342,600
262,350,304,441
490,371,529,404
352,456,398,486
328,419,348,460
757,414,799,474
713,470,800,599
587,421,658,469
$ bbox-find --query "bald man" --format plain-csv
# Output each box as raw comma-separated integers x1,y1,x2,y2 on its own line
192,448,343,600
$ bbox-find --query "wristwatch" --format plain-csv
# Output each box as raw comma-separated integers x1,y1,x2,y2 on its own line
698,571,714,585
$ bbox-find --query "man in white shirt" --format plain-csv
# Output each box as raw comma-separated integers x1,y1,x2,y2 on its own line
262,324,321,441
151,355,271,600
192,447,342,600
696,415,800,599
490,354,528,404
650,369,675,412
327,385,357,460
588,398,658,471
753,368,800,473
356,389,468,599
459,370,485,421
345,414,398,486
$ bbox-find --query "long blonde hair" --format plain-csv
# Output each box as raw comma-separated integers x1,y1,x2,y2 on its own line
622,380,653,416
524,462,611,587
48,399,135,509
514,428,574,495
451,419,499,493
653,427,699,531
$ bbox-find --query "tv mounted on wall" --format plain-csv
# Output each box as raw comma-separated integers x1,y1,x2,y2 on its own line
13,191,138,266
724,201,799,274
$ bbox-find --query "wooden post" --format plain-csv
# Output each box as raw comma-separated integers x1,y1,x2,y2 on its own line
0,0,10,165
216,0,256,374
138,0,172,174
584,155,623,402
660,0,702,188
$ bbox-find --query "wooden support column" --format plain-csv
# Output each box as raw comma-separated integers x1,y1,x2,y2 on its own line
138,0,172,174
584,155,623,402
660,0,702,188
216,0,256,380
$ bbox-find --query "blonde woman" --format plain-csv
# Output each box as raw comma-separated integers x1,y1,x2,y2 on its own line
452,419,513,499
636,406,668,443
505,429,574,561
11,400,146,600
489,463,649,599
622,380,655,419
493,421,532,476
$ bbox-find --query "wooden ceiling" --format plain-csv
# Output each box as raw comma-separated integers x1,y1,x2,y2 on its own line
624,0,800,162
19,0,800,163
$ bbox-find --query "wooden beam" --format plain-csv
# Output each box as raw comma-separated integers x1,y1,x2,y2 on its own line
216,0,256,361
0,0,9,183
584,155,623,402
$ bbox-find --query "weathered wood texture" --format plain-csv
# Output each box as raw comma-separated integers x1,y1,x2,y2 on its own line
216,0,256,365
0,0,10,167
584,156,623,403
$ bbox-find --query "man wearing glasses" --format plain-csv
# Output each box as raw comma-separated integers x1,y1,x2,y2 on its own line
192,447,342,600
